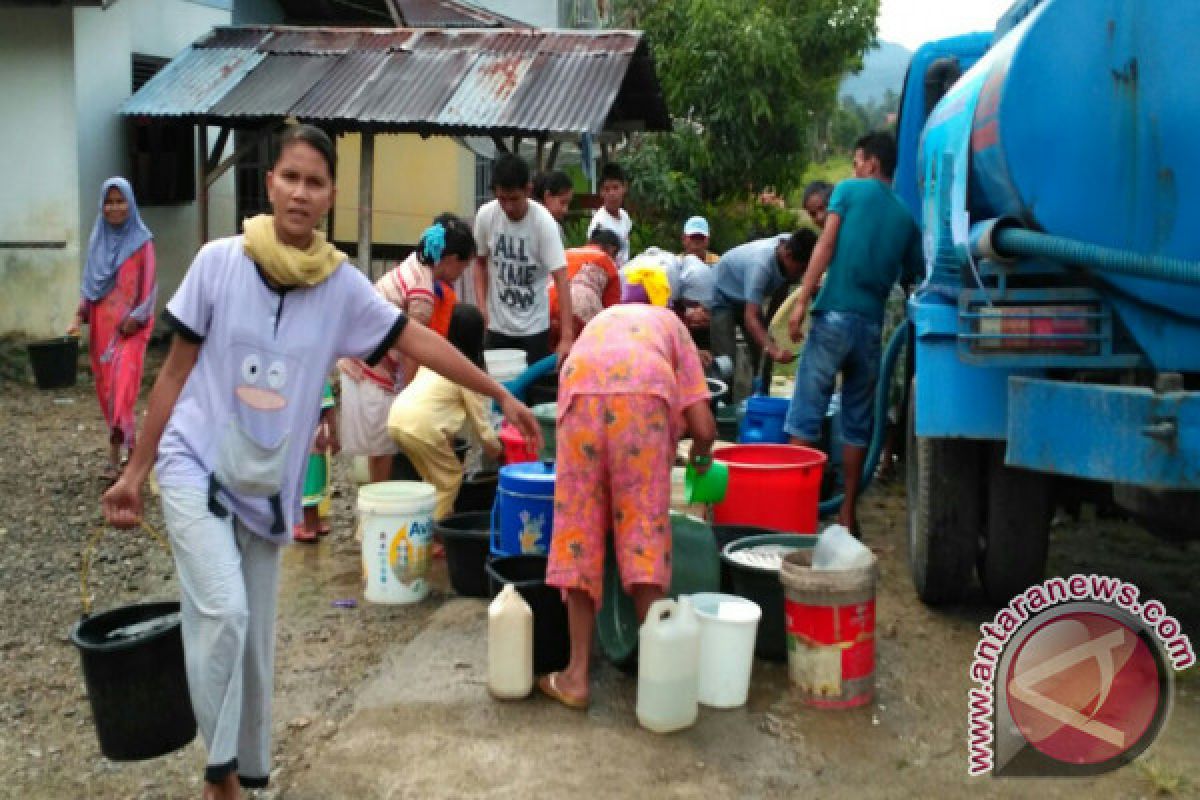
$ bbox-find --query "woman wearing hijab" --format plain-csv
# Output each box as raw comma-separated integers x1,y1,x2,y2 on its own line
69,177,156,479
101,125,539,799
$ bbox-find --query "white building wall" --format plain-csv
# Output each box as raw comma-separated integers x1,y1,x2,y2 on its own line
72,0,234,326
0,8,80,337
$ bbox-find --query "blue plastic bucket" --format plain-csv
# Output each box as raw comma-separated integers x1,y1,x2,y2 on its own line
491,462,556,557
738,396,791,444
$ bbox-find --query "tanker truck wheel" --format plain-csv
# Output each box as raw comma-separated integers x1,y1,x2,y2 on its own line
978,445,1051,606
906,383,984,605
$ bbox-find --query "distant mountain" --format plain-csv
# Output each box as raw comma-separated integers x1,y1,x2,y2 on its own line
840,40,913,104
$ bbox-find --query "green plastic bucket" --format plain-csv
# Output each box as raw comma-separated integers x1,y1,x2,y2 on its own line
533,402,557,462
597,512,721,670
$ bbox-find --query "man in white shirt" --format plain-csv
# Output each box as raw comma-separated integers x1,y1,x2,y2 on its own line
587,162,633,266
474,154,573,367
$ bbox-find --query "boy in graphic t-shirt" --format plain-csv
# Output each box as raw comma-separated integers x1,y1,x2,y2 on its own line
587,162,633,266
474,155,573,368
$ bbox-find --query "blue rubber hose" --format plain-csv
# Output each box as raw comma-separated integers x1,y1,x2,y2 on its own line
818,319,909,516
503,354,558,402
993,228,1200,286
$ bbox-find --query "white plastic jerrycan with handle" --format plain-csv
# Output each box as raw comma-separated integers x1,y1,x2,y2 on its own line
637,596,700,733
488,584,533,699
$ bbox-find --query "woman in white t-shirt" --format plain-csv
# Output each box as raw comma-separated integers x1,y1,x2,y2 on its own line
101,126,539,800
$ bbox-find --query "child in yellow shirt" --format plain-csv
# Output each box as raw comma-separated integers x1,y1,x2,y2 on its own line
387,305,503,519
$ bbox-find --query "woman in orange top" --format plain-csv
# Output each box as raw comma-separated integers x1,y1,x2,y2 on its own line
548,228,621,348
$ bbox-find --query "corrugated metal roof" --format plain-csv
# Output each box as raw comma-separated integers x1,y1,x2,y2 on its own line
395,0,525,28
210,55,339,118
119,26,670,135
289,51,391,120
121,47,265,118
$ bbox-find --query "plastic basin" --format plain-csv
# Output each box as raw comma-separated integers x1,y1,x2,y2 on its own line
70,601,196,760
597,512,720,670
433,512,491,598
721,533,813,661
486,555,568,675
712,525,778,592
28,336,79,390
453,471,497,514
712,444,826,534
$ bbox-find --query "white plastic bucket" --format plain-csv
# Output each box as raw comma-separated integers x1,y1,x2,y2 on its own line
484,349,527,425
484,349,526,381
690,592,761,708
359,481,437,604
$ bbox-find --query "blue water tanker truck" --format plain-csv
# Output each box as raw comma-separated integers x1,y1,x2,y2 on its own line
892,0,1200,605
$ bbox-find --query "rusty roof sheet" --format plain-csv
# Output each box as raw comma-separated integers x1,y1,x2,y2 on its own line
209,55,339,118
394,0,526,28
119,26,670,135
289,50,392,120
121,47,266,118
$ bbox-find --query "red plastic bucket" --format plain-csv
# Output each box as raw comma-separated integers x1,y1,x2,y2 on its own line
499,421,538,464
711,445,826,534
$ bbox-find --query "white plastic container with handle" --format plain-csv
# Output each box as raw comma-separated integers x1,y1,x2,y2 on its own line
488,584,533,699
637,597,700,733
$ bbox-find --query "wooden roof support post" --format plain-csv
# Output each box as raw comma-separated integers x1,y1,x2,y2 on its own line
535,137,546,170
546,140,562,170
358,131,375,279
197,125,209,244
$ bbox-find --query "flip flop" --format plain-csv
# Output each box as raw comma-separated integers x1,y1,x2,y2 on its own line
537,672,589,711
317,519,332,536
293,523,318,543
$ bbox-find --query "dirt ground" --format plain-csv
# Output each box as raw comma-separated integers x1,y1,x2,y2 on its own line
1,341,1197,800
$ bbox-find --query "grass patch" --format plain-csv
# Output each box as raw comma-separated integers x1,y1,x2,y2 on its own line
790,157,855,205
1136,757,1190,796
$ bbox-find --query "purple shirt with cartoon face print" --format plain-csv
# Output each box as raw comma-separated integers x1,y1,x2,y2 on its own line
158,236,404,540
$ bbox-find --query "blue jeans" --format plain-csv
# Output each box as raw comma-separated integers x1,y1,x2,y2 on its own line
785,311,882,448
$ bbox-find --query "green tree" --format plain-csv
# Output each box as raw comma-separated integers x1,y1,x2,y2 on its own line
616,0,879,211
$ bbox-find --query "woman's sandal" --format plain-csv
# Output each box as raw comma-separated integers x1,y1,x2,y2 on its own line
537,672,589,710
293,523,318,543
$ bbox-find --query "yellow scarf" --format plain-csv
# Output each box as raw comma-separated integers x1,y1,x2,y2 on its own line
623,261,672,307
242,214,345,288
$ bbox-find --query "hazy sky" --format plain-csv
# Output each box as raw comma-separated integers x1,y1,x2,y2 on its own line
877,0,1014,49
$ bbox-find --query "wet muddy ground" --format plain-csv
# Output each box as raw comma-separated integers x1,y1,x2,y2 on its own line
1,342,1196,799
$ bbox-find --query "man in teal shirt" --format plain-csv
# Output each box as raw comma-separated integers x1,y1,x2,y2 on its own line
784,132,923,536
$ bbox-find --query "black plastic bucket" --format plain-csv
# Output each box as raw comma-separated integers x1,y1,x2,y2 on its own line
721,534,813,662
453,471,498,514
434,512,491,598
69,601,196,761
392,442,471,482
486,555,568,675
713,524,779,593
525,375,559,407
27,336,79,389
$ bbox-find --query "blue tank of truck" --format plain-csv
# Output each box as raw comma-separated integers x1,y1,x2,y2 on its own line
929,0,1200,317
